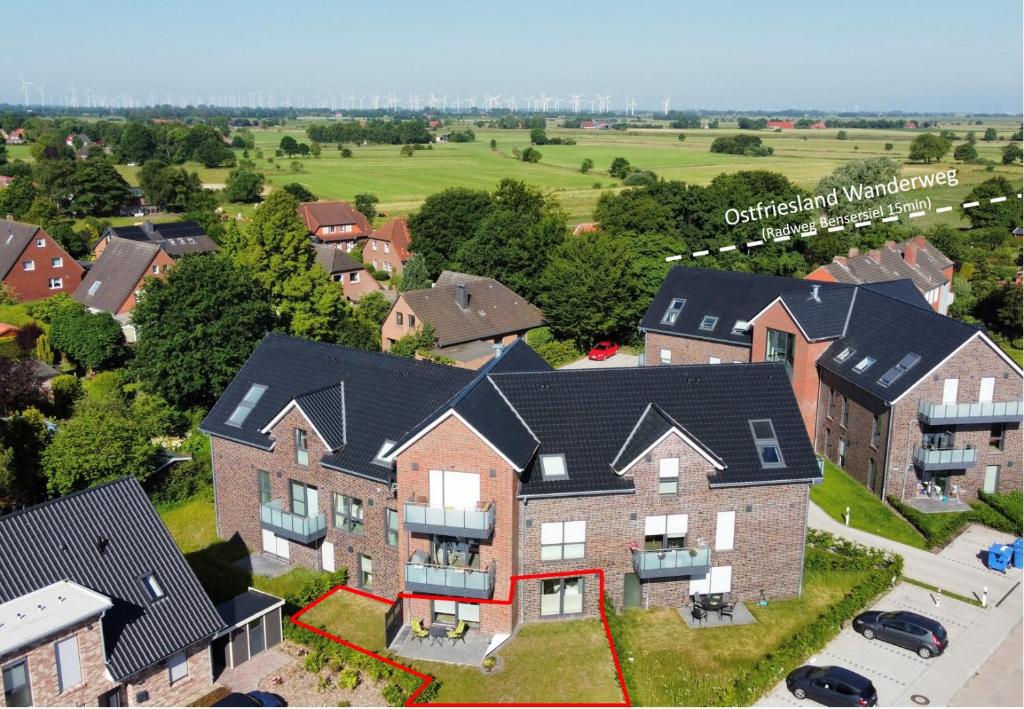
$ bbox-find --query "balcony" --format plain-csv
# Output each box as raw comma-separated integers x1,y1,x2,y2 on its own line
913,447,978,471
403,499,496,540
918,400,1024,425
404,557,496,599
260,499,327,544
632,546,712,580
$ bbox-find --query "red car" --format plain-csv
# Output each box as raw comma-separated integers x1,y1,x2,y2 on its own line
588,341,619,361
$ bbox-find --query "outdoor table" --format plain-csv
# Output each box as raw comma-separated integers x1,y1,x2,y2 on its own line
428,624,450,647
704,593,724,611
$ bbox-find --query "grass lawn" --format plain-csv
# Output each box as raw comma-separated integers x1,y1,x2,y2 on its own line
299,590,388,653
614,568,868,706
158,493,327,605
811,461,927,549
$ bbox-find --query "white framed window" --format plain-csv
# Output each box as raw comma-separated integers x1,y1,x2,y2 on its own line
658,457,679,494
709,357,721,364
689,565,732,595
142,573,165,601
152,264,159,274
540,521,586,560
540,454,568,480
661,298,685,325
350,271,360,284
644,514,687,549
51,257,63,268
341,224,353,233
295,428,309,466
167,652,188,683
699,315,718,331
979,377,995,403
345,242,354,252
48,278,63,290
55,636,82,693
22,260,34,271
715,510,735,550
371,240,378,251
942,378,959,404
660,349,671,365
384,243,390,254
225,383,266,427
749,419,785,469
35,238,46,248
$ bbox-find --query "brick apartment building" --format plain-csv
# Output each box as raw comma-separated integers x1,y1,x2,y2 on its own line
0,218,84,301
0,479,284,708
297,201,372,251
203,334,820,638
806,235,954,315
365,219,412,277
93,220,218,260
641,267,1023,504
382,271,546,369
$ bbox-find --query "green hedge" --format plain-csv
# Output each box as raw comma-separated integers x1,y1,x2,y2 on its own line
888,495,1020,548
977,490,1023,532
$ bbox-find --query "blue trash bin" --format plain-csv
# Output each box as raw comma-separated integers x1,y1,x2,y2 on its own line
988,543,1013,573
1013,538,1023,569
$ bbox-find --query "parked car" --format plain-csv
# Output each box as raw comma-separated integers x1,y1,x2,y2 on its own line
786,665,878,706
853,610,948,658
214,691,287,707
588,340,619,361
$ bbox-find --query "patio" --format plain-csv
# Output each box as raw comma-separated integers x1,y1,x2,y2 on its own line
232,552,292,578
390,624,492,665
679,601,757,628
905,496,972,514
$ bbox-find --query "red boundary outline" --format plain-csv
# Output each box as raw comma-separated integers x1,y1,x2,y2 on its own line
291,568,631,706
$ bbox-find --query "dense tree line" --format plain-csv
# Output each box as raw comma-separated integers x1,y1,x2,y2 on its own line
710,135,773,156
305,119,432,144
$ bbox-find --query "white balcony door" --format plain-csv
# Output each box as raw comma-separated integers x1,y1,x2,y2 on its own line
262,530,289,559
942,378,958,404
979,377,995,403
322,541,335,572
429,470,480,510
307,487,319,517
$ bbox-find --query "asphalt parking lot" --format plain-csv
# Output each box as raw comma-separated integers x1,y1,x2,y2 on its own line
758,580,1019,707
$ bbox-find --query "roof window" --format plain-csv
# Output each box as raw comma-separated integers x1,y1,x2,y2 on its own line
373,440,396,466
540,454,568,480
853,356,876,374
749,419,785,469
834,347,856,363
699,315,719,331
142,573,165,601
877,353,921,388
225,383,267,427
660,298,686,325
88,281,101,296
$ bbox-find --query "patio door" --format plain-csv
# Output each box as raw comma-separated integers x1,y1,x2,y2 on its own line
689,565,732,595
432,536,479,568
322,541,335,572
984,465,999,494
432,600,480,627
540,577,583,617
262,529,289,560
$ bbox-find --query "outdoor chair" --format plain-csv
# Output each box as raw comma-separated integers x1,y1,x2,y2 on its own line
691,603,708,625
447,619,468,645
411,619,429,644
692,592,703,606
719,602,735,622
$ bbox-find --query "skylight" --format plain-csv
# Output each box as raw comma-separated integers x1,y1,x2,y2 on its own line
877,353,921,388
834,347,856,363
540,454,568,479
699,315,719,331
225,383,267,427
731,320,750,335
142,573,165,601
373,440,396,466
749,419,785,469
87,280,102,296
660,298,686,325
853,356,876,374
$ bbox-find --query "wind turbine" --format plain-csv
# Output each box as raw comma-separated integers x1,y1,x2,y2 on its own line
18,76,31,106
35,83,46,107
465,94,477,111
569,93,583,114
661,96,671,115
506,94,516,111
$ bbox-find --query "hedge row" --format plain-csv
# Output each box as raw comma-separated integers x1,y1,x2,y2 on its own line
888,495,1019,548
977,490,1023,532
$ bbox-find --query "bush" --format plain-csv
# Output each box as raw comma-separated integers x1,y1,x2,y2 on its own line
49,374,81,418
978,490,1023,530
622,170,658,186
146,458,211,505
337,668,360,690
304,651,326,674
372,269,390,281
521,146,542,162
0,338,19,360
888,495,1019,547
710,135,773,156
291,569,350,608
534,339,581,367
340,148,353,158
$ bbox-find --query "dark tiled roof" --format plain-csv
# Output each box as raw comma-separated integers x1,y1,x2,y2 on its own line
859,279,932,310
610,404,675,472
314,244,364,275
216,589,283,629
815,236,952,292
297,201,371,237
493,362,820,496
105,221,218,257
201,334,475,483
779,284,856,341
0,479,226,681
74,237,159,313
402,277,546,347
0,219,39,279
640,267,838,346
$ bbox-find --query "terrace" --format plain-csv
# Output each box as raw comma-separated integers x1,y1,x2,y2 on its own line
917,400,1024,425
259,499,327,544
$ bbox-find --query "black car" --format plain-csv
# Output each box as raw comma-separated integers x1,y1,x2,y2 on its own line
853,610,948,658
213,691,286,707
786,665,878,706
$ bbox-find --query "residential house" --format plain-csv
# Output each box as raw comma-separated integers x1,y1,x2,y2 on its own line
4,128,26,144
641,267,1022,505
580,120,611,130
0,218,84,301
365,219,411,277
297,201,372,251
809,121,828,129
767,120,796,129
93,220,219,260
0,479,282,707
314,244,381,301
73,237,174,324
382,271,546,369
202,334,819,638
572,222,599,236
806,236,955,314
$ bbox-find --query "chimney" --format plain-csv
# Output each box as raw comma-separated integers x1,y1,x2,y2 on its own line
832,255,847,266
867,249,882,264
848,247,860,258
903,242,918,266
810,284,822,303
455,282,469,309
143,221,155,234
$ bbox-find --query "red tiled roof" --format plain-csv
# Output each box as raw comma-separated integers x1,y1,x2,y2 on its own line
810,235,953,293
296,201,371,239
573,222,599,236
372,219,411,259
0,322,19,338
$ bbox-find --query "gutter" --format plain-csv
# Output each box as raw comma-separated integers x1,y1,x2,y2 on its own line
639,326,753,348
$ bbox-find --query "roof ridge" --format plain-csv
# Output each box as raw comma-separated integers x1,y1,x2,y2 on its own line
0,477,138,524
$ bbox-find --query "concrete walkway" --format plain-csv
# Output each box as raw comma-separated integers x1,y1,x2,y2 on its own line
949,621,1023,707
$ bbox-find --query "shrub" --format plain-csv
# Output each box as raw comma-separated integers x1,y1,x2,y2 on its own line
291,569,350,608
710,135,773,156
337,668,360,690
0,338,19,360
622,170,658,186
304,651,325,674
317,673,333,693
888,495,1019,547
521,146,542,162
49,374,81,418
35,333,53,364
400,145,415,157
482,656,497,672
146,458,211,505
534,339,581,367
978,490,1023,530
372,269,390,281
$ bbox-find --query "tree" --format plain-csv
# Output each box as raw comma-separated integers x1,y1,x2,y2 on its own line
908,133,951,163
340,148,353,158
400,144,415,157
290,160,303,173
279,135,300,157
983,128,998,141
994,286,1023,336
224,165,265,203
133,254,276,409
233,190,313,293
354,193,379,222
677,133,686,142
48,303,125,371
580,158,594,174
489,139,497,150
407,187,494,276
0,358,42,414
281,182,317,202
67,158,131,217
960,176,1018,230
0,408,49,511
520,146,542,162
816,158,901,218
390,324,438,358
953,143,978,162
609,157,632,179
138,160,206,212
0,176,37,219
836,130,848,140
530,128,548,145
884,143,894,151
310,141,322,158
116,122,157,163
398,254,433,291
193,138,235,168
1001,143,1022,164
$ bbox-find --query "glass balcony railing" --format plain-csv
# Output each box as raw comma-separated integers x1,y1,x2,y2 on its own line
631,546,712,579
260,499,327,544
403,499,496,539
918,400,1024,425
404,559,496,599
913,447,978,471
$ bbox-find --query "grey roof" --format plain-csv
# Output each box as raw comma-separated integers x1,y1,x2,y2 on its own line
779,285,856,341
104,221,218,257
314,244,364,274
611,404,675,472
817,237,953,292
859,280,932,310
201,333,476,483
0,219,40,279
216,589,283,629
74,237,159,313
401,276,546,347
0,479,226,681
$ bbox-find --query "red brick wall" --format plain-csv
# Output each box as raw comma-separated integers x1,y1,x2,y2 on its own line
644,331,750,366
815,370,891,496
381,295,419,350
117,249,174,315
750,301,832,438
335,268,382,302
3,228,84,301
364,238,404,276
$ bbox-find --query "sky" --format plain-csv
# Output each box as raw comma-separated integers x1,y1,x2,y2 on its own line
4,0,1022,113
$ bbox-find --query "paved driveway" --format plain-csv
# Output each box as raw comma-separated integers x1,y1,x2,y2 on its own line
758,580,1021,707
560,352,639,369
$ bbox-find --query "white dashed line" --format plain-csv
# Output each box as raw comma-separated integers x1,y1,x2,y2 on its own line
909,210,926,218
963,201,979,208
881,215,899,222
803,230,818,237
855,221,871,228
719,244,736,252
827,225,845,233
692,249,709,257
935,206,952,213
664,255,682,262
773,235,790,243
746,240,764,248
990,196,1007,203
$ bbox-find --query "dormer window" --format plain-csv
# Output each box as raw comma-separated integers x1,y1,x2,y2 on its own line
749,419,785,469
699,315,718,331
540,454,568,480
661,298,686,325
226,383,266,427
142,573,165,601
834,347,855,363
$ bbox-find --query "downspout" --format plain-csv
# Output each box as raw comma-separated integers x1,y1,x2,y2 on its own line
518,497,525,627
899,402,916,501
879,403,894,499
797,485,809,598
210,436,221,540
